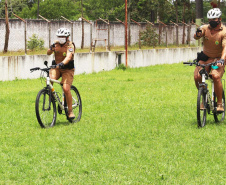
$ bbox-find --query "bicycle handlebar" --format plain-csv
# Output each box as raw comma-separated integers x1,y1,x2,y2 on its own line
30,65,57,73
183,60,218,68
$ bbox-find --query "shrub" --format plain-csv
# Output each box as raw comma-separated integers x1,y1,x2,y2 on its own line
27,34,44,51
140,25,158,47
117,64,127,71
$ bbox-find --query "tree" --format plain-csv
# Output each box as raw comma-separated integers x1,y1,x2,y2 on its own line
4,0,10,53
196,0,203,19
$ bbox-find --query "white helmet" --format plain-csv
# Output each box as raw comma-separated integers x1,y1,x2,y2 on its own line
56,28,70,37
207,8,222,19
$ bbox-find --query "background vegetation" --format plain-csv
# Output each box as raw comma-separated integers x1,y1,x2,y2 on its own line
1,0,226,23
0,63,225,184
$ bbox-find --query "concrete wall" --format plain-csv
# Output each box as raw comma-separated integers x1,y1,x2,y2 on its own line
0,47,201,81
0,19,197,51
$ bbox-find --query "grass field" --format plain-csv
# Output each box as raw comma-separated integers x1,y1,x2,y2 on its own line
0,63,225,184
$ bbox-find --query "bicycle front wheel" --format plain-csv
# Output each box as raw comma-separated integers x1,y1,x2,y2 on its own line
197,87,207,127
35,88,57,128
64,85,82,123
213,91,225,123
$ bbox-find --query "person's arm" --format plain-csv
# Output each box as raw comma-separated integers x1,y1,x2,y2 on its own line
47,44,55,55
61,52,73,65
217,33,226,66
221,46,226,60
56,44,74,69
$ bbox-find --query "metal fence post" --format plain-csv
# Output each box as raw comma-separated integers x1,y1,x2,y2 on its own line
39,14,51,47
61,16,73,42
170,20,179,46
81,17,93,52
116,18,125,49
13,13,27,54
159,21,167,47
131,19,141,49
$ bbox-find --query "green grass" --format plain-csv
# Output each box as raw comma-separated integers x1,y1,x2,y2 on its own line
0,63,225,184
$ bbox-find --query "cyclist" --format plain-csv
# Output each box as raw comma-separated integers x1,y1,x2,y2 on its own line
47,28,76,119
194,8,226,112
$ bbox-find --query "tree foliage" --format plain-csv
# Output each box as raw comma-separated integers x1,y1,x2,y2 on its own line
1,0,226,23
140,25,158,47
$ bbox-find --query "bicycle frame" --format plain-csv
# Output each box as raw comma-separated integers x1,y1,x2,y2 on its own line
200,72,225,112
46,76,78,111
46,76,65,110
200,73,214,111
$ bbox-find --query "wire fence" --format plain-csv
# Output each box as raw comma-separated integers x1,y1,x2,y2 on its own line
0,18,199,53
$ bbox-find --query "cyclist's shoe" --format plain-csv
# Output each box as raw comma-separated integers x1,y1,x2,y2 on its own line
217,104,224,113
68,111,75,120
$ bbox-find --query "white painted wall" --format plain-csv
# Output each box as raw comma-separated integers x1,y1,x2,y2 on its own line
0,19,198,51
0,47,201,81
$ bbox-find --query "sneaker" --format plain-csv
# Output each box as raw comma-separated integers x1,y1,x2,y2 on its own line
217,104,224,113
68,111,75,120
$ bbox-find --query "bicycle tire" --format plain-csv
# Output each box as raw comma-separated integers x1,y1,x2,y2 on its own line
197,87,207,127
213,90,225,123
35,88,57,128
64,85,82,123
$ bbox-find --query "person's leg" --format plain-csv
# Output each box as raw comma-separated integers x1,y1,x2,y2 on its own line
61,69,75,118
194,66,202,89
50,68,60,81
211,66,224,111
194,59,212,89
194,59,212,110
63,83,75,118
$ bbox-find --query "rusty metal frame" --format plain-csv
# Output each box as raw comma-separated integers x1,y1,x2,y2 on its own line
93,17,110,51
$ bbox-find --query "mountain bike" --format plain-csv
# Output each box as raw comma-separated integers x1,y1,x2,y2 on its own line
184,59,225,127
30,61,82,128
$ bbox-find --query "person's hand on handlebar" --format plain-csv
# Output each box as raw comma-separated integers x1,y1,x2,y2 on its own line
56,62,65,69
216,59,225,67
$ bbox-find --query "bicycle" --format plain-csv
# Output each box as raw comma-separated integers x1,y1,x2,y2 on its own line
184,59,225,127
30,61,82,128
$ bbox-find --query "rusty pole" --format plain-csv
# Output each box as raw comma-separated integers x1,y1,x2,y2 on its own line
125,0,128,67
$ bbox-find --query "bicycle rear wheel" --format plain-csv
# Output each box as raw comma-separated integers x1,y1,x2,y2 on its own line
35,88,57,128
197,87,207,127
213,91,225,123
64,85,82,123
